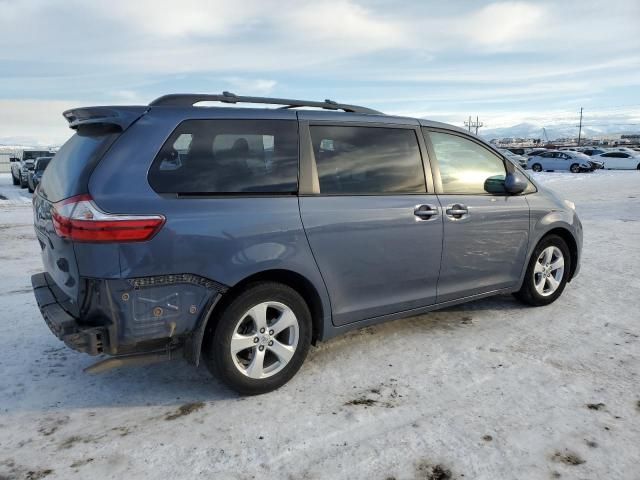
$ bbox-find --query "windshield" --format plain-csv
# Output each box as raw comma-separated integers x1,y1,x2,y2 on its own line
22,150,51,161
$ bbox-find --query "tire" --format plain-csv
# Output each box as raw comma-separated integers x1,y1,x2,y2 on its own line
636,163,640,170
532,163,543,172
570,163,580,173
12,173,19,186
19,173,27,188
28,183,34,193
203,282,312,395
514,234,572,307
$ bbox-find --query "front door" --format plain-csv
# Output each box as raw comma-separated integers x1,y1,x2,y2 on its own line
424,129,530,303
299,122,443,326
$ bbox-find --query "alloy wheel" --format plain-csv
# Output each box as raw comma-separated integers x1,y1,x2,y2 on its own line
230,301,299,379
533,246,565,297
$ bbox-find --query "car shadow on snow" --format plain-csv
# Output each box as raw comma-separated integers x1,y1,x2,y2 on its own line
6,294,521,413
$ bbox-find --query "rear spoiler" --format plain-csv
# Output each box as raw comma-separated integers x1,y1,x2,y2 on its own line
62,106,148,131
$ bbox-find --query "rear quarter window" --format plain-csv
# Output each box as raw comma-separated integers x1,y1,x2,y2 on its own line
148,119,299,194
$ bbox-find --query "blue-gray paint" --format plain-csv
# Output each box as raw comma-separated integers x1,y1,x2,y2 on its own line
33,104,583,354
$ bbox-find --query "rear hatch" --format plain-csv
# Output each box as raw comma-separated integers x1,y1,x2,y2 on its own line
34,106,147,313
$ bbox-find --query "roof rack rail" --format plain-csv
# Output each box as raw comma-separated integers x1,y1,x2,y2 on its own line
149,91,382,114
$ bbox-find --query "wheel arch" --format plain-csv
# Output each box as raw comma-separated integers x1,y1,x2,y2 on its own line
204,268,326,347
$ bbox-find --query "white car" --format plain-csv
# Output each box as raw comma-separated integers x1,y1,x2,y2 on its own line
528,150,593,173
594,151,640,170
612,147,640,155
498,149,528,168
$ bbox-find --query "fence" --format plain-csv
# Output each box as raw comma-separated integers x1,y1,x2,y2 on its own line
0,153,13,174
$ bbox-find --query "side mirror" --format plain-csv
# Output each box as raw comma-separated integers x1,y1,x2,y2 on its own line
504,170,528,194
483,175,507,194
9,157,18,162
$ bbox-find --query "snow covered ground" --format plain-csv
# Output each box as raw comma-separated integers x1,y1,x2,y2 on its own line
0,171,638,480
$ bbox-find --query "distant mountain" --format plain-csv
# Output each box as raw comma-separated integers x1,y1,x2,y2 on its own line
0,137,58,152
480,122,639,141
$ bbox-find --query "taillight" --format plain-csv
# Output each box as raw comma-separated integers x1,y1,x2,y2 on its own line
51,194,165,242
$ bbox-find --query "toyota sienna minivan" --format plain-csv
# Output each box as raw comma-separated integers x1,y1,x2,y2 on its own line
31,92,582,394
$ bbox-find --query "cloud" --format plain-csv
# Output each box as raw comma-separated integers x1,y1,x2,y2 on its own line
287,2,408,51
221,78,277,95
1,0,639,143
0,99,77,146
458,2,545,48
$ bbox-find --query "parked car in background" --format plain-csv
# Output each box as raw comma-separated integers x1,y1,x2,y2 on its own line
528,150,593,173
27,156,53,193
31,92,582,395
594,151,640,170
499,149,528,168
613,147,640,156
507,147,526,155
580,148,606,157
526,148,548,158
586,158,604,170
11,150,54,187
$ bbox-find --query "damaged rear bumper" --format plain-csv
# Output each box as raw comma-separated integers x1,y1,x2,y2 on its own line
32,272,112,355
31,272,226,365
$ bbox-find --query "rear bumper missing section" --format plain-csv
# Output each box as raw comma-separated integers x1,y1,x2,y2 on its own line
32,272,111,355
32,272,227,366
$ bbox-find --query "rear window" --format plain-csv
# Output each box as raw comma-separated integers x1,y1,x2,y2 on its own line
148,120,299,194
35,158,52,171
39,126,119,202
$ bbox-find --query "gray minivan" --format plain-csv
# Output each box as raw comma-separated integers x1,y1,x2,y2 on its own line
31,93,582,394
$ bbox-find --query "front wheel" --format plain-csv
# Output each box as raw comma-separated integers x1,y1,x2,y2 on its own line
636,163,640,170
531,163,543,172
203,282,312,395
514,234,572,306
19,173,27,188
12,173,19,186
570,163,581,173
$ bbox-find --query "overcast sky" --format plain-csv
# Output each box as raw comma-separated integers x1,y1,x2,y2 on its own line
1,0,639,145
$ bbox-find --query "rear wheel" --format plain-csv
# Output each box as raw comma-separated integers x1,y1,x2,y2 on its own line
532,163,543,172
203,282,312,395
570,163,580,173
514,234,571,306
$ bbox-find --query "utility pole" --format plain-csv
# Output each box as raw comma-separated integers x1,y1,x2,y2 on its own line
464,116,483,135
577,107,583,146
475,115,483,135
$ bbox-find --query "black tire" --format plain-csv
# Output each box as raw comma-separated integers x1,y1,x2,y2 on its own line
514,234,572,307
636,163,640,170
570,163,580,173
532,163,542,172
203,282,312,395
12,174,19,186
28,183,34,193
19,173,27,188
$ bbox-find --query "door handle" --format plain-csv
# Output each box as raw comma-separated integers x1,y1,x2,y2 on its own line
445,204,469,219
414,204,439,220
